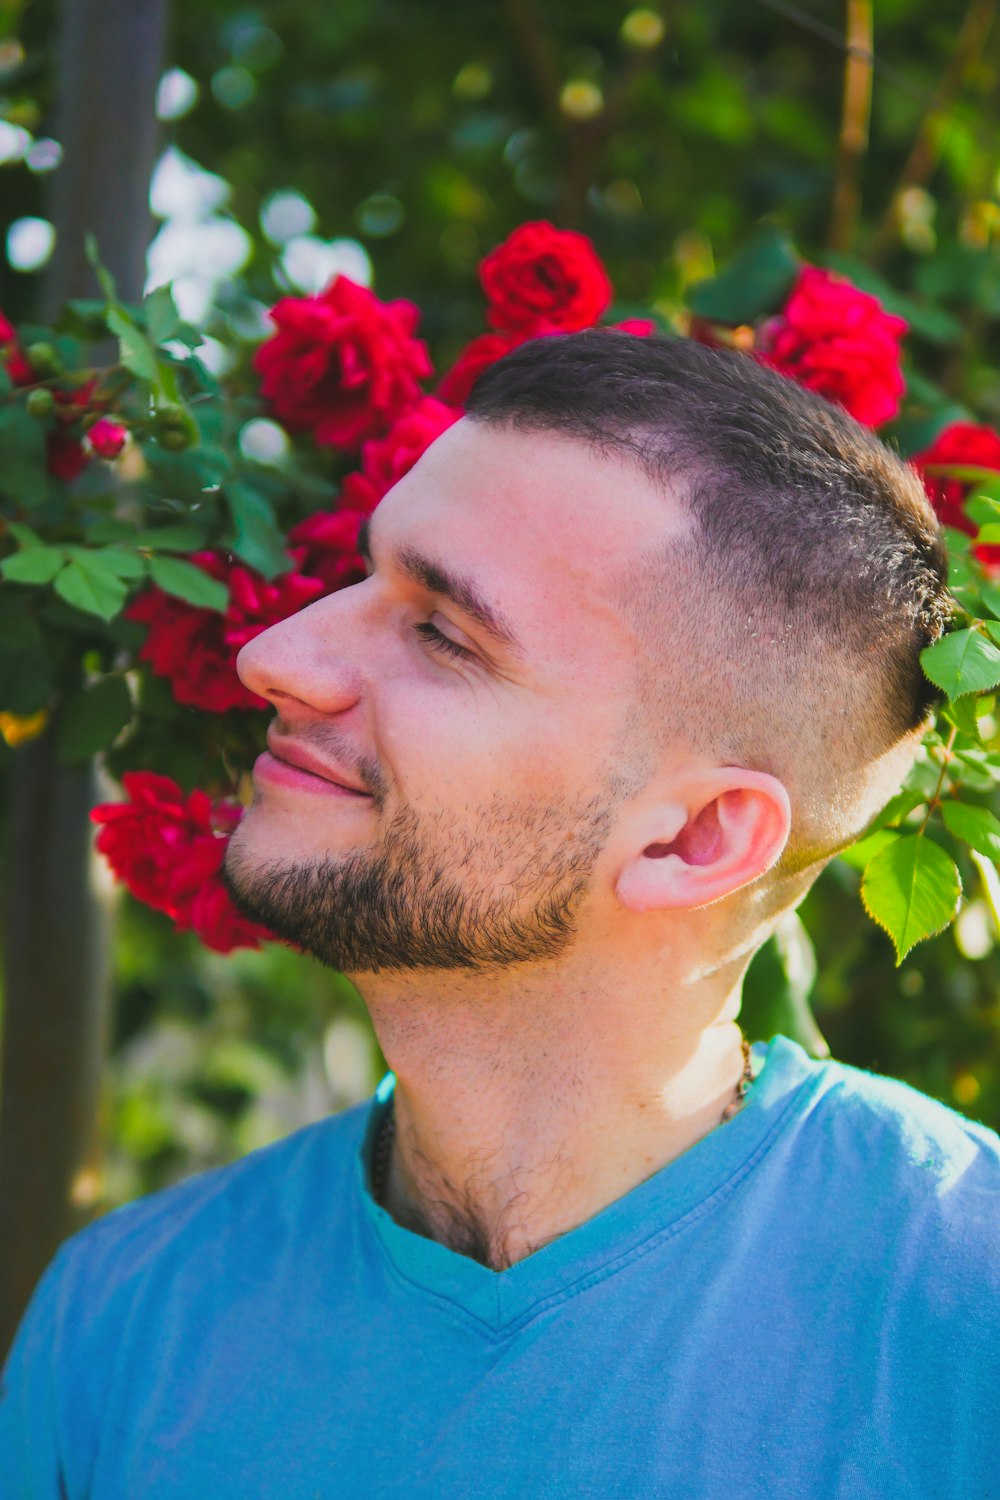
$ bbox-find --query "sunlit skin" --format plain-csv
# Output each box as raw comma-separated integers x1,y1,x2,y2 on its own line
225,420,793,1268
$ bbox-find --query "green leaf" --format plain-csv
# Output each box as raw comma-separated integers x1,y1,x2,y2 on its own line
871,787,927,830
861,835,961,963
6,522,43,548
224,481,290,578
0,405,49,509
1,546,66,584
976,585,1000,621
966,495,1000,530
941,801,1000,861
107,306,159,385
920,629,1000,699
143,284,182,345
56,675,133,764
944,693,985,741
687,226,800,324
838,827,899,871
62,545,147,580
130,523,210,552
942,529,973,560
148,554,228,610
143,441,232,499
85,234,118,301
53,560,128,620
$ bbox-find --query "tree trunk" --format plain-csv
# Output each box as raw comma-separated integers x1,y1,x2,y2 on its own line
0,0,167,1360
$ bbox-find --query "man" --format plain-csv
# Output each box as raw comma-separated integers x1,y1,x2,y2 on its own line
1,332,997,1497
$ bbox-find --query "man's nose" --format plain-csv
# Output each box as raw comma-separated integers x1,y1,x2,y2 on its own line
235,591,367,716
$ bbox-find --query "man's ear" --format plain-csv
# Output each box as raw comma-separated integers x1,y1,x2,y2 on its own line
614,769,791,913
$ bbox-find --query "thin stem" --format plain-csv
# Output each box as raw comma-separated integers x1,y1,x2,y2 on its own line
920,723,959,834
829,0,874,253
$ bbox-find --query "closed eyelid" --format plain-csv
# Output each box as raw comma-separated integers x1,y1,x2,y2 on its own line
356,516,525,660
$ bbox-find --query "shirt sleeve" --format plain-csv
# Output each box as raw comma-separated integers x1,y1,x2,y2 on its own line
0,1247,74,1500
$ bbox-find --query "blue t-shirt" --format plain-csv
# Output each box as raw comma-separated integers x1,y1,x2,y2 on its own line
1,1035,998,1499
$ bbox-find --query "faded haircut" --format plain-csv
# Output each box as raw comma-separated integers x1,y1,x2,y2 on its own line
466,330,952,872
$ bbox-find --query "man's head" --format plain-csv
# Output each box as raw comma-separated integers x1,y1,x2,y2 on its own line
223,331,949,978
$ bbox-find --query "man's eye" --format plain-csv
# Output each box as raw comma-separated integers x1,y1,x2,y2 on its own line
413,622,474,661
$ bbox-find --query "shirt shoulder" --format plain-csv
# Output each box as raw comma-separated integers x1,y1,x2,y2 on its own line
782,1044,1000,1298
67,1098,372,1282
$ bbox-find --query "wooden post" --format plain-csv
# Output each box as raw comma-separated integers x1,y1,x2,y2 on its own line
0,0,167,1360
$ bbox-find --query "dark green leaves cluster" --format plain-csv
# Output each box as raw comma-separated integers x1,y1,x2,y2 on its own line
853,482,1000,963
0,248,297,772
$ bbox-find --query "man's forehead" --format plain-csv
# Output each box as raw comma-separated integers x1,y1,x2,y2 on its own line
381,418,686,578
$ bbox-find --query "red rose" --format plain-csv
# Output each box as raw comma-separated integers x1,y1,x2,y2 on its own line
288,400,460,591
253,275,433,451
46,432,88,481
125,551,326,712
91,771,275,953
351,396,461,503
612,318,657,337
479,221,613,337
437,332,524,405
758,266,908,427
287,508,370,595
41,380,102,480
911,422,1000,570
0,309,33,385
88,417,127,459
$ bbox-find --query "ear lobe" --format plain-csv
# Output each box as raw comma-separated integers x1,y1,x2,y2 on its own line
615,773,791,914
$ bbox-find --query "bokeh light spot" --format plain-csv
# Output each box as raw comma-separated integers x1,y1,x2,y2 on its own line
7,217,55,271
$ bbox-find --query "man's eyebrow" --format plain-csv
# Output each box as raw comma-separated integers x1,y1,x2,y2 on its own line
356,515,525,659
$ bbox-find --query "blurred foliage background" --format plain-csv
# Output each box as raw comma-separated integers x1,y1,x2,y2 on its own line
1,0,999,1205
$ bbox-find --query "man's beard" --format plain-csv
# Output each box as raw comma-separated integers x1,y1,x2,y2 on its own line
222,786,619,975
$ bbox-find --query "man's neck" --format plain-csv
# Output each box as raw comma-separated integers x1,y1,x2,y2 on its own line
364,964,749,1270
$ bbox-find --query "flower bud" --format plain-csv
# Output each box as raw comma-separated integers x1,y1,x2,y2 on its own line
25,341,63,378
153,404,199,451
88,417,127,459
26,387,56,420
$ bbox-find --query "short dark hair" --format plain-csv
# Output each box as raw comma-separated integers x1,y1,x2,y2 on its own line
466,330,951,866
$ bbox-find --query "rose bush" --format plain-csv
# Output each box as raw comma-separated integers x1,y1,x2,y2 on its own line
2,218,1000,971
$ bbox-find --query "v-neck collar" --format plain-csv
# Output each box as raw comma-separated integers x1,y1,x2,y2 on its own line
355,1036,822,1338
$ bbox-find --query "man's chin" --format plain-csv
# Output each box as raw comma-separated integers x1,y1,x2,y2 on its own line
220,835,301,943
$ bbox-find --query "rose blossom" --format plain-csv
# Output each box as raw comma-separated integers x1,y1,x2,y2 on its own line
288,399,461,589
126,551,326,712
758,265,908,427
88,417,127,459
0,308,33,385
911,422,1000,570
91,771,275,953
480,221,613,337
253,275,433,451
346,396,461,506
437,320,653,407
286,508,370,595
46,432,88,481
437,332,525,405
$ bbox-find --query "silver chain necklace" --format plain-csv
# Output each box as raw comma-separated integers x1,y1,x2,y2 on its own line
370,1033,755,1204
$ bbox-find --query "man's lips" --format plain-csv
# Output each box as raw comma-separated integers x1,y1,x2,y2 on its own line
260,737,371,795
